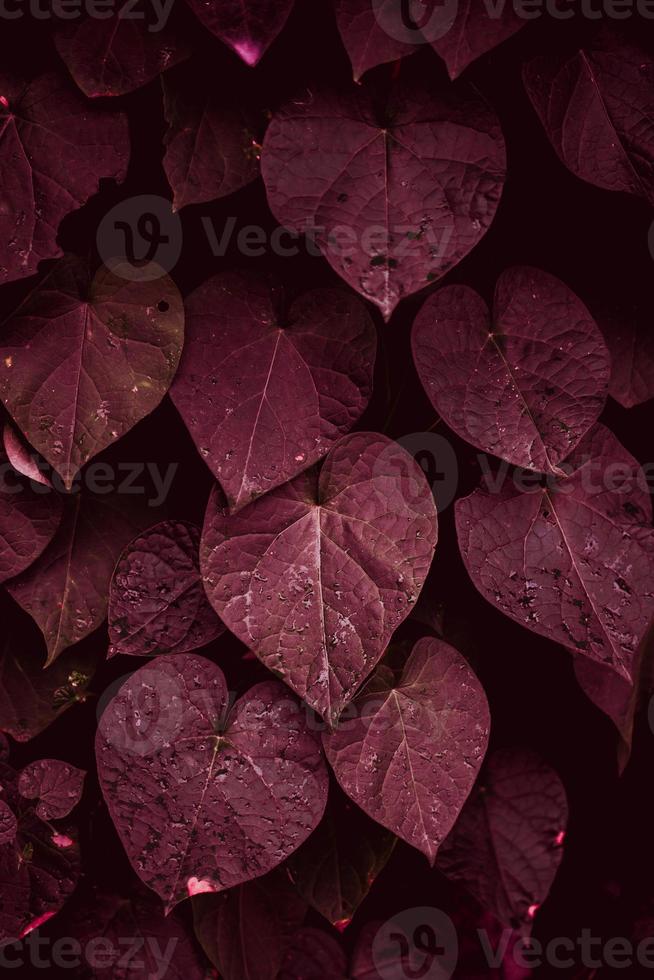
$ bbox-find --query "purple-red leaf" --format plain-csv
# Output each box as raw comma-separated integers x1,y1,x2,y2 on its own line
0,761,80,946
523,32,654,205
0,638,97,743
108,521,224,658
0,72,129,286
96,654,329,911
18,760,85,821
334,0,524,82
192,868,307,979
0,447,62,584
323,636,490,863
163,76,260,211
0,256,184,490
261,81,506,319
279,927,348,980
6,494,150,664
184,0,294,66
0,802,16,846
438,749,568,934
412,267,610,473
456,425,654,683
3,423,51,488
54,4,188,98
72,890,208,978
201,432,437,724
288,793,395,927
171,271,376,511
600,312,654,409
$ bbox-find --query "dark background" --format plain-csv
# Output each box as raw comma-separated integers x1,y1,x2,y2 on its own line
1,2,654,977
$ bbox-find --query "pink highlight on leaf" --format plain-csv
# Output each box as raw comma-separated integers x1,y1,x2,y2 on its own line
333,917,351,932
233,40,262,66
19,911,55,938
555,831,566,846
52,833,74,848
527,904,540,919
0,96,8,108
187,876,217,896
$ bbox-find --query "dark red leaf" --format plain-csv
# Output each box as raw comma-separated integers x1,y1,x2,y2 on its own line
171,271,376,511
261,80,506,319
323,636,490,863
54,3,188,98
334,0,524,82
18,760,85,821
3,423,51,488
523,32,654,205
108,521,224,658
163,75,260,211
438,749,568,934
600,311,654,409
192,868,307,979
0,446,62,584
279,927,348,980
288,792,395,926
0,802,16,846
201,432,438,724
456,425,654,683
412,267,610,473
96,654,329,911
6,494,151,664
0,256,184,490
0,72,129,286
0,637,97,743
184,0,294,66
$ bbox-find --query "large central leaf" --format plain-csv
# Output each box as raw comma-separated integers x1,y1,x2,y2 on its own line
201,432,438,725
96,655,328,911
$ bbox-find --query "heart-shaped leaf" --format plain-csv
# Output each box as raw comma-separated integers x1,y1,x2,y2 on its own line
438,749,568,934
201,432,438,724
0,637,97,743
412,267,610,473
0,256,184,490
7,494,150,664
0,446,62,584
192,868,307,979
323,636,490,863
184,0,294,66
288,791,395,927
334,0,525,82
523,32,654,205
18,760,85,821
261,80,506,319
600,311,654,410
456,425,654,683
109,521,224,658
0,72,129,286
0,760,80,946
96,654,329,911
54,3,188,98
163,75,260,211
171,271,376,511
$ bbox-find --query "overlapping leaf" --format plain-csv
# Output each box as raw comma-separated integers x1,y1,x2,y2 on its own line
523,32,654,205
0,72,129,285
438,749,568,934
7,494,149,664
456,425,654,682
0,447,62,584
163,75,260,210
279,927,348,980
0,256,184,490
171,271,376,511
201,432,438,724
600,311,654,409
323,637,490,863
108,521,223,658
55,4,188,98
412,267,610,473
261,80,506,319
18,761,85,821
96,655,329,910
334,0,525,81
184,0,294,65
